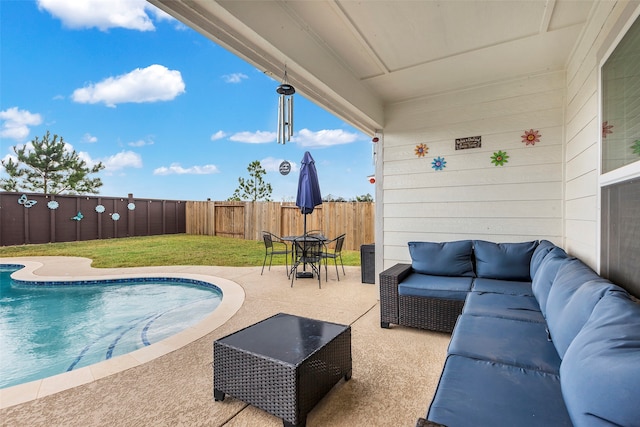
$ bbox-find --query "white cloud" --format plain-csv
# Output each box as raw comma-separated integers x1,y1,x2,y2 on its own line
128,138,154,147
210,130,227,141
260,157,298,174
222,73,248,84
99,150,143,171
0,107,43,141
153,163,220,176
230,131,275,144
72,64,185,107
293,128,360,148
82,133,97,143
37,0,155,31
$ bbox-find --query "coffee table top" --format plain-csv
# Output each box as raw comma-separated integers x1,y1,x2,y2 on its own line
216,313,349,365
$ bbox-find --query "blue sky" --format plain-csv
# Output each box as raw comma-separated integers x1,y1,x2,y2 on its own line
0,0,375,201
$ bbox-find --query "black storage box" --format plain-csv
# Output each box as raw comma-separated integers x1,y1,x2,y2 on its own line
360,244,375,284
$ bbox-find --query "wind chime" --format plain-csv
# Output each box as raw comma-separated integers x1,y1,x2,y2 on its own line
276,67,295,144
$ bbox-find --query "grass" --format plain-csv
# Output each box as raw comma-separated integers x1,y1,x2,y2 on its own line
0,234,362,268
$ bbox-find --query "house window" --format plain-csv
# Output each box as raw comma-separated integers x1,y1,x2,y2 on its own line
600,14,640,297
601,16,640,174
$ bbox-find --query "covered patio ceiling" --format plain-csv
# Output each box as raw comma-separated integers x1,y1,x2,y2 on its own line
149,0,596,135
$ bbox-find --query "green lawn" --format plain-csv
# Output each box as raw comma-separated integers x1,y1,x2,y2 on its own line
0,234,361,268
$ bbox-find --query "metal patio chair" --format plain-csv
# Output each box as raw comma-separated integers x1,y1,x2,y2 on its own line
321,234,346,281
261,231,291,278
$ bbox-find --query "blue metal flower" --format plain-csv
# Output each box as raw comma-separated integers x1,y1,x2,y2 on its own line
432,156,446,171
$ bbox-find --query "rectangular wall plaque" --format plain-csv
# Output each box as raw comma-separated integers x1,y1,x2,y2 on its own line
455,136,482,150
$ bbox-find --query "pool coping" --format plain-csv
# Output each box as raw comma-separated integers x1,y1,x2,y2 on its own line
0,258,245,409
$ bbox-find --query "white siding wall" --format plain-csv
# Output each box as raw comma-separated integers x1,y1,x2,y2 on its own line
381,72,566,269
564,1,638,268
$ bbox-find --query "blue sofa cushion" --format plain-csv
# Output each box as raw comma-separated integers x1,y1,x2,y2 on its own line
427,355,572,427
463,292,544,323
398,273,472,301
408,240,475,277
531,249,570,318
561,290,640,427
449,314,561,374
471,278,533,296
474,240,537,281
529,239,556,278
545,259,620,357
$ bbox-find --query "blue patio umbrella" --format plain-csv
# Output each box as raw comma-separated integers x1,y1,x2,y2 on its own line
296,151,323,233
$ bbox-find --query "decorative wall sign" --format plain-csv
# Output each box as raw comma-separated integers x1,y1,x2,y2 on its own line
491,150,509,166
71,212,83,221
127,203,136,211
47,200,59,210
279,160,291,175
633,139,640,156
455,136,481,150
95,205,105,213
522,129,541,145
602,121,614,139
415,143,428,157
432,156,447,171
18,194,37,208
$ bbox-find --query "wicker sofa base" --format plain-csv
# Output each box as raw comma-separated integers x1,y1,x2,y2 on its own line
398,295,465,333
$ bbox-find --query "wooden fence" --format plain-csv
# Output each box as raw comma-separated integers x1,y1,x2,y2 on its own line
0,192,186,246
186,201,375,251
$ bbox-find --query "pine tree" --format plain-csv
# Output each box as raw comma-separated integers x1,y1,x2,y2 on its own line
228,160,272,201
0,131,105,195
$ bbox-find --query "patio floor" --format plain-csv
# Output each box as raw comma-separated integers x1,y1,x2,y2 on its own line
0,257,450,426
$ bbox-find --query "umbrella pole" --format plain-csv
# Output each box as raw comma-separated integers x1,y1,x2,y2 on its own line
297,213,313,278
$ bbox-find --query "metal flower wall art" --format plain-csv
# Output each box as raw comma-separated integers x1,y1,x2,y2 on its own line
602,121,614,139
415,143,428,157
432,156,447,171
522,129,541,146
491,150,509,166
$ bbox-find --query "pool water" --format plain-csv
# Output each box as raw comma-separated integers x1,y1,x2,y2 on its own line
0,265,222,389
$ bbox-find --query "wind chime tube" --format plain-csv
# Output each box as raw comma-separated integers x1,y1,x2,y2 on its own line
277,95,283,144
280,94,287,144
288,95,294,140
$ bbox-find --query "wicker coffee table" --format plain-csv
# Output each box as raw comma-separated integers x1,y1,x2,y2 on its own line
213,313,352,427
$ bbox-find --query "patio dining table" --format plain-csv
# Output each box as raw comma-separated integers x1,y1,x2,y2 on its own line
282,234,327,279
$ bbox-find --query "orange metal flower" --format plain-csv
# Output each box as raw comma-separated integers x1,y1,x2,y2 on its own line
415,143,428,157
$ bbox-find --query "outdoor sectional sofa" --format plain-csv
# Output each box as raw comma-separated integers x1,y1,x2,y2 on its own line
379,240,640,427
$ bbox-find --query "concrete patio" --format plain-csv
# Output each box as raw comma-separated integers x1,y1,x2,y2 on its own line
0,257,449,426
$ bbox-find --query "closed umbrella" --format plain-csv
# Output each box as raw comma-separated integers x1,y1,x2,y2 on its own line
295,151,323,278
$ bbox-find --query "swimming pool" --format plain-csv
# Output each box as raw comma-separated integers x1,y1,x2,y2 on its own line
0,264,223,389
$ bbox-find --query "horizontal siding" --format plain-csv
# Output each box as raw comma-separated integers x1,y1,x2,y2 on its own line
382,72,565,266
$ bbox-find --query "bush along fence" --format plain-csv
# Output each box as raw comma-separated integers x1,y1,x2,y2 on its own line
187,200,375,251
0,192,186,246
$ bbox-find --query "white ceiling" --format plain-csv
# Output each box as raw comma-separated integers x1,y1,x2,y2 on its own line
149,0,596,134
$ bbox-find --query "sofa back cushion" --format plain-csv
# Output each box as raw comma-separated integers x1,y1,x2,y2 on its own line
531,249,570,317
473,240,537,281
408,240,475,277
530,240,560,279
545,259,618,358
560,290,640,426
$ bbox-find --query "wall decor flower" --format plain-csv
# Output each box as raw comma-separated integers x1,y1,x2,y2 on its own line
522,129,541,146
432,156,446,171
111,213,120,221
127,203,136,211
602,121,614,139
95,205,105,213
415,143,428,157
632,139,640,156
47,200,59,210
491,150,509,166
